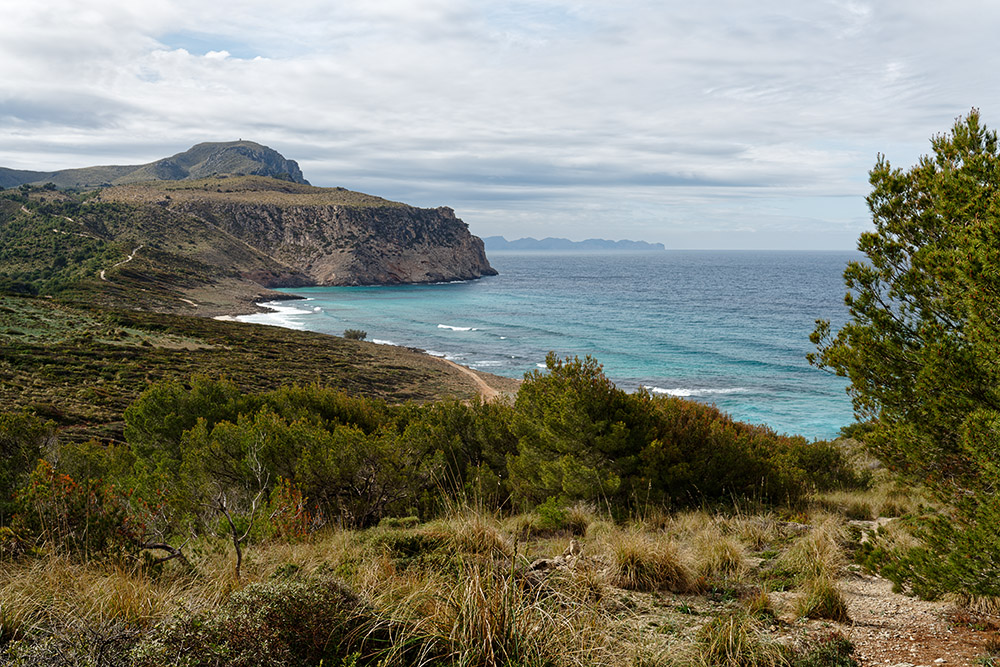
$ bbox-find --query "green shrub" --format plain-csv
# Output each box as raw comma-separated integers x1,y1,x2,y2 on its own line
0,411,55,526
509,354,823,512
132,576,377,667
343,329,367,340
12,461,143,558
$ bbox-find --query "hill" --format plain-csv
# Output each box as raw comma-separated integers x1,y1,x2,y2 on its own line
0,140,308,189
0,175,495,314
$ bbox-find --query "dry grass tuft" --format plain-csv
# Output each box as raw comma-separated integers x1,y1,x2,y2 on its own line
692,526,748,580
665,510,716,538
795,575,850,623
726,513,782,551
424,510,512,558
693,608,790,667
813,480,930,521
778,516,845,581
742,588,777,620
0,556,202,642
608,530,691,593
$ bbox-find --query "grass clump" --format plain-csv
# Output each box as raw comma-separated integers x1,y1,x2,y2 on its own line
795,575,850,623
693,608,790,667
692,526,748,581
778,517,845,581
727,513,782,552
423,510,512,559
791,631,859,667
609,530,690,592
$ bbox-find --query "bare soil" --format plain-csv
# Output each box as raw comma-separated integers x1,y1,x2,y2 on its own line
771,571,993,666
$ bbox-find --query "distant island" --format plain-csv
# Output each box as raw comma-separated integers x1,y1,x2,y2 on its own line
483,236,665,252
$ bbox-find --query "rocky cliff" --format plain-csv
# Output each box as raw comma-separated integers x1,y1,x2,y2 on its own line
95,176,497,288
176,200,495,285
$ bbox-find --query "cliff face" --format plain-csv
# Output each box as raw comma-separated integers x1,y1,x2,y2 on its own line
174,199,497,286
95,176,497,288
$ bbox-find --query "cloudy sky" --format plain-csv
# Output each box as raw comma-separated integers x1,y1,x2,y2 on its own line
1,1,996,249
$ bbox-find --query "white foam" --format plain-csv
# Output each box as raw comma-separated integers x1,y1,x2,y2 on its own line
437,324,477,331
371,339,398,346
471,360,504,367
234,301,314,330
536,363,547,369
649,387,747,398
312,306,322,313
425,350,447,357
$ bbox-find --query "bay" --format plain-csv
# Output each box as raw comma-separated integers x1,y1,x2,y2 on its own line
237,250,860,440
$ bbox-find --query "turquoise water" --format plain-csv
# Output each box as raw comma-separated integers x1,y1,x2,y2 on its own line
237,251,859,439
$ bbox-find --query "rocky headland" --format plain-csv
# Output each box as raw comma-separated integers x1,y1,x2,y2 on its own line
0,142,497,314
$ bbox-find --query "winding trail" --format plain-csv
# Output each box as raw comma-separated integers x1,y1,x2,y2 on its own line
437,357,501,401
100,244,144,281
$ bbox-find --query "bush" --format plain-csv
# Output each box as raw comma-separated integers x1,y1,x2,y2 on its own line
12,461,143,558
509,354,822,512
0,411,55,526
132,576,377,667
343,329,367,340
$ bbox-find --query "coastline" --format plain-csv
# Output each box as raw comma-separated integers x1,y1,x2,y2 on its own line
217,296,522,400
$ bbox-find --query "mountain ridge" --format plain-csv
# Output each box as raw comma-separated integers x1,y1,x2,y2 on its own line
0,141,308,189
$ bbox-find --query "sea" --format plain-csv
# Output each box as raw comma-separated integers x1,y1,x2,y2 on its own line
236,251,861,440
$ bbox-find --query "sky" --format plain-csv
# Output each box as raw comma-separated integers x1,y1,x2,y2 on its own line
1,1,997,249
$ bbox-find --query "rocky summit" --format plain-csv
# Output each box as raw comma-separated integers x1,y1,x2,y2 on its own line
0,140,308,189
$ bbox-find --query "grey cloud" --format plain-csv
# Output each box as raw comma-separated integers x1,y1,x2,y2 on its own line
2,1,1000,248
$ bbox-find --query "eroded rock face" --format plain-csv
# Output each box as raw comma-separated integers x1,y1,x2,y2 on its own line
173,200,497,286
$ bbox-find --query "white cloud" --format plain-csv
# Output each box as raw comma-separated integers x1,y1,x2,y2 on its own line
0,1,997,248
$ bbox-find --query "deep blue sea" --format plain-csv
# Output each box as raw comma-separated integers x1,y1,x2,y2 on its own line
236,251,860,440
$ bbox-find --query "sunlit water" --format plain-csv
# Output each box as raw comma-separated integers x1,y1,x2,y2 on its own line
237,251,859,439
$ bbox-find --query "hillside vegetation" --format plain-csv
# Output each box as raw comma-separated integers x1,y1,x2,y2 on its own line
1,353,886,666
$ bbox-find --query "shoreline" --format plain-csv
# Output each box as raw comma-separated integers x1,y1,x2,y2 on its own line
216,296,521,400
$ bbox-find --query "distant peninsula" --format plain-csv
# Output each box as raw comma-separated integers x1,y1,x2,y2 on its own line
484,236,665,252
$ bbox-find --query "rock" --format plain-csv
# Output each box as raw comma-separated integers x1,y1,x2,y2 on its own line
174,199,497,286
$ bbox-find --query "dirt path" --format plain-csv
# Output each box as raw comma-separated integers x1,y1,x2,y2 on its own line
773,572,990,666
839,573,987,666
100,244,143,281
437,357,501,401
